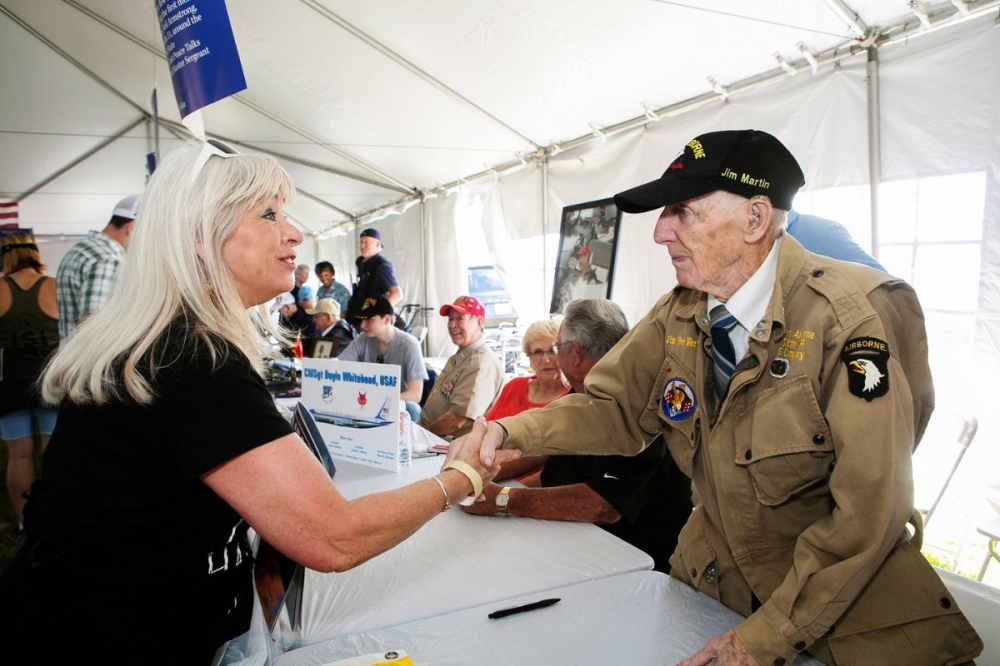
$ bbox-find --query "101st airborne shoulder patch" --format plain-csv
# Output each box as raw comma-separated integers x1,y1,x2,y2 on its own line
840,337,890,401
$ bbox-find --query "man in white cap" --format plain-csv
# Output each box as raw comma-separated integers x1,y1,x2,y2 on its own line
304,297,356,357
56,194,139,340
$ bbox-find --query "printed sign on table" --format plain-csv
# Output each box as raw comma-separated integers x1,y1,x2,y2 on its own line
156,0,247,117
301,359,401,471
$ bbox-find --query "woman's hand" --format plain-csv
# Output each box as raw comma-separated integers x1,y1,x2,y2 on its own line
444,418,518,498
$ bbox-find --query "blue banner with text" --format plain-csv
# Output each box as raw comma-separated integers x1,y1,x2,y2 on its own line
156,0,247,117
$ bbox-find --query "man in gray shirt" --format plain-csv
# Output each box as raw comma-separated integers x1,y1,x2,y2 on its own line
338,297,428,418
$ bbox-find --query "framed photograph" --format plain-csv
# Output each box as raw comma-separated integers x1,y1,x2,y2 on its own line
313,339,334,359
549,198,622,314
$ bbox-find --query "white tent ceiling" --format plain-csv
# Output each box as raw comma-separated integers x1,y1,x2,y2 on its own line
3,0,997,238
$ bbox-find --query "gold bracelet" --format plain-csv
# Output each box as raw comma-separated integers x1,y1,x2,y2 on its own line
445,459,484,498
430,475,451,512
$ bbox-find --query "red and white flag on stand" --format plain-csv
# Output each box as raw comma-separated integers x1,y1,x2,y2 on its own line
0,201,17,224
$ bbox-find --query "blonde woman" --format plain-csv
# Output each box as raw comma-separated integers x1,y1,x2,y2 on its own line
0,233,58,533
485,317,570,420
0,141,511,664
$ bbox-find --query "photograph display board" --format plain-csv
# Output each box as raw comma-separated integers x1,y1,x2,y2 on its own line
550,198,622,314
301,359,401,470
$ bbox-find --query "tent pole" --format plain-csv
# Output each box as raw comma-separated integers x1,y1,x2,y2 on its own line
0,4,148,118
57,0,417,194
420,200,429,354
297,0,539,152
294,188,356,220
14,117,146,202
866,47,882,261
541,156,550,315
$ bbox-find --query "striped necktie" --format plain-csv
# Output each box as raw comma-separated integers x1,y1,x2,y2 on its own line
710,304,739,400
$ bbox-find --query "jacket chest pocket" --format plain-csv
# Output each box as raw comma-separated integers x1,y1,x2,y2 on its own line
642,351,699,477
733,375,834,506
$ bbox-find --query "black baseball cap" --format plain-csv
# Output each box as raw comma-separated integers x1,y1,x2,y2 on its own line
613,130,805,213
357,296,394,319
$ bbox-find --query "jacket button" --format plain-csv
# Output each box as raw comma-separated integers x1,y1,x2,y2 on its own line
794,641,806,651
706,566,716,583
745,450,752,460
812,433,825,445
774,659,786,666
940,597,952,609
812,269,824,278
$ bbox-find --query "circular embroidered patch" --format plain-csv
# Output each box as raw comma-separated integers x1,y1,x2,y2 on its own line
661,377,696,421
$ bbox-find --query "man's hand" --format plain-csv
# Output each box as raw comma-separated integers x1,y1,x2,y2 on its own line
443,418,518,470
480,420,506,466
679,631,759,666
459,482,503,515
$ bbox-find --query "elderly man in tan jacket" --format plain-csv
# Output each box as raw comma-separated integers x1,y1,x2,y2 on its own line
420,295,504,439
455,130,981,665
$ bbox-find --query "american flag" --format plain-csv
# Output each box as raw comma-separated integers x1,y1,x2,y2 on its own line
0,201,17,223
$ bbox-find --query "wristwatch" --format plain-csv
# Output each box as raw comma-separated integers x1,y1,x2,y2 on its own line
495,486,511,513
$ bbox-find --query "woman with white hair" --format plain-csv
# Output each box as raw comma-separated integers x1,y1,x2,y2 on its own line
485,316,570,421
0,141,508,664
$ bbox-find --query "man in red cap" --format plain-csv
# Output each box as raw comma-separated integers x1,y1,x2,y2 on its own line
419,295,504,438
574,245,601,285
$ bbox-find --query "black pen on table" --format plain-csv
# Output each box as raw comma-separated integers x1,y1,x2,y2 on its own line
488,597,561,619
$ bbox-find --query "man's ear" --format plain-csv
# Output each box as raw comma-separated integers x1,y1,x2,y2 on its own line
745,197,773,242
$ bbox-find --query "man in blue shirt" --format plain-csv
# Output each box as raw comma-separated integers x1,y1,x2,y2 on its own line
785,209,885,271
347,228,402,330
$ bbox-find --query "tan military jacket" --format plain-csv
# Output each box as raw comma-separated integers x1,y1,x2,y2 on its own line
500,236,981,665
421,335,504,437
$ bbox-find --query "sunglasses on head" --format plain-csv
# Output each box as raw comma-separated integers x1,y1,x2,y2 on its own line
190,138,239,184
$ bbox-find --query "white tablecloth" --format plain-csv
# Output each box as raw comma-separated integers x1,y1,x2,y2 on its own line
277,457,653,651
274,571,823,666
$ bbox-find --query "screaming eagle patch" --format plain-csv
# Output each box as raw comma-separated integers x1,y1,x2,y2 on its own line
840,337,890,401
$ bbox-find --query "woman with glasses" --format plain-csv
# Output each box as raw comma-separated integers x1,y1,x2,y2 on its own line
485,317,570,421
0,141,510,664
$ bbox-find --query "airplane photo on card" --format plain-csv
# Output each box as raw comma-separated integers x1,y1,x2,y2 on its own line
309,396,393,429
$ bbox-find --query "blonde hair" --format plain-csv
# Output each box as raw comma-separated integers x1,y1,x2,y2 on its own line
1,232,44,274
41,141,296,405
522,315,563,354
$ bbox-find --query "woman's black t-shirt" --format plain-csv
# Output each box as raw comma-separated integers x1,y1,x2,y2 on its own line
18,330,294,662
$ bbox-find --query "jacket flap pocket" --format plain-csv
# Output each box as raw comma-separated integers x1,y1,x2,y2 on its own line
832,539,966,638
734,375,834,506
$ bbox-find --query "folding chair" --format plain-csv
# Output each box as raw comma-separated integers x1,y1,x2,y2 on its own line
917,414,978,528
976,485,1000,582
